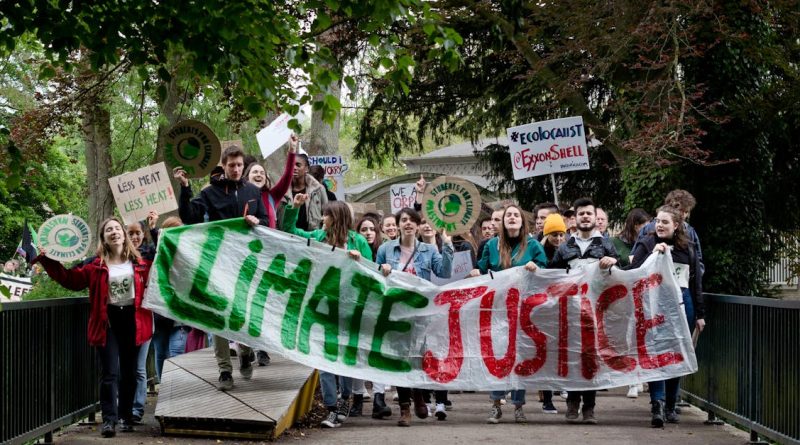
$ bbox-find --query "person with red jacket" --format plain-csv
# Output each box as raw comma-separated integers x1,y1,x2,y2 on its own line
35,217,153,438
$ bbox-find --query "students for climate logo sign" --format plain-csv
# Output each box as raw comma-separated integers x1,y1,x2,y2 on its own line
164,120,221,178
38,214,92,262
422,176,481,235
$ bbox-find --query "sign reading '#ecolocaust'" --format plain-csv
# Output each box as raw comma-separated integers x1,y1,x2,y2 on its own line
38,214,92,262
143,218,697,390
506,116,590,180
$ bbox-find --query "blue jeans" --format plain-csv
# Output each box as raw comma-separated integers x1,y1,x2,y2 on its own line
650,288,695,406
319,371,352,408
490,389,526,406
153,326,190,380
132,339,151,419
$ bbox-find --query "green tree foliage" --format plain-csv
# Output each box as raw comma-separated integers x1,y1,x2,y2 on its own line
354,0,800,294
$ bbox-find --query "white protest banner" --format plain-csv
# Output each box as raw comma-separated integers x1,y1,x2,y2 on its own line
256,113,292,159
389,184,417,215
109,162,178,226
144,218,697,390
506,116,589,180
308,155,348,201
431,250,473,285
0,273,32,301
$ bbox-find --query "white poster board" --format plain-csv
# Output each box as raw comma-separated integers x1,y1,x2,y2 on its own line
256,113,292,159
308,155,348,201
431,250,473,285
389,183,417,215
506,116,589,180
109,162,178,226
0,273,32,301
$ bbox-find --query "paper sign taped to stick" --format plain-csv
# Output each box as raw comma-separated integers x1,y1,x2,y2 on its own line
144,218,697,390
421,176,481,236
0,273,32,301
389,184,417,216
256,113,292,159
164,120,221,178
431,250,473,285
109,162,178,226
308,155,348,201
507,116,589,180
38,214,92,262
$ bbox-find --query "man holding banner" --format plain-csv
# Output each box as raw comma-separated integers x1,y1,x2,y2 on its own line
174,144,268,391
550,197,619,425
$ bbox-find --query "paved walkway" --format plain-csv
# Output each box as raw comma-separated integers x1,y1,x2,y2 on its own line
54,389,750,444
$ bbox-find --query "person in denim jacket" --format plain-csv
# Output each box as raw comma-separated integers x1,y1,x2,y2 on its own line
376,207,454,427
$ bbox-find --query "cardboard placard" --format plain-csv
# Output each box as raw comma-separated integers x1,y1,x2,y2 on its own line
421,176,481,235
506,116,589,180
38,214,92,262
164,119,221,178
109,162,178,226
308,155,348,201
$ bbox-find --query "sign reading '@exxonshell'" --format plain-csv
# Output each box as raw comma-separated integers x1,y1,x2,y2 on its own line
38,214,91,262
506,116,589,180
422,176,481,235
164,120,221,178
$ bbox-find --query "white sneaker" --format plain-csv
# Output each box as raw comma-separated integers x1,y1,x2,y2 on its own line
499,398,507,405
363,390,371,400
627,385,639,398
435,403,447,420
559,391,568,399
638,383,645,392
393,393,399,402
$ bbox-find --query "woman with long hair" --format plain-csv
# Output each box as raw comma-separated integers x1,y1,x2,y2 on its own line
612,208,650,267
35,217,153,438
376,207,454,426
628,205,705,427
356,215,383,260
243,134,298,229
282,194,373,429
469,204,547,424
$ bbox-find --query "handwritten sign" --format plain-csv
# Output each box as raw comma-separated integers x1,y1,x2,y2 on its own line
431,250,473,285
421,176,481,235
38,214,91,262
164,120,221,178
506,116,589,180
0,273,32,301
389,184,417,215
308,155,348,201
256,113,292,159
144,218,698,390
109,162,178,226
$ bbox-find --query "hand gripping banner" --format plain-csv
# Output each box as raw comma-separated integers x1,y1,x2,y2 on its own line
144,219,697,390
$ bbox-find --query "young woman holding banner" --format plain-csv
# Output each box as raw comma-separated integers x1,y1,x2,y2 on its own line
628,205,705,427
34,217,153,438
282,194,373,429
469,204,547,424
376,207,454,427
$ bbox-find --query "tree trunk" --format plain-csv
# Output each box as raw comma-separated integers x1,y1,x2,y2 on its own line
305,80,342,156
80,93,114,242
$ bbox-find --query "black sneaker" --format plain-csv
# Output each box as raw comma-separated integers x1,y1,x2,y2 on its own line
218,371,234,391
321,409,341,428
665,408,680,423
257,350,271,366
100,420,116,438
651,400,665,428
336,398,351,422
240,355,253,380
542,401,558,414
131,414,143,424
118,419,134,432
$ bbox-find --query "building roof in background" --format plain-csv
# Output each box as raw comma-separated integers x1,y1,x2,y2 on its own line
402,136,508,162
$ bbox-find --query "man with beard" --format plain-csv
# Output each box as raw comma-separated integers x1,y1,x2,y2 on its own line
549,197,619,425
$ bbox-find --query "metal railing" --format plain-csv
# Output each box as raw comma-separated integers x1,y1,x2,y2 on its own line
1,297,98,445
681,293,800,445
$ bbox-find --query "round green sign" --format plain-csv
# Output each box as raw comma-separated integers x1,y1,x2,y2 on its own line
164,119,221,178
38,214,92,262
421,176,481,235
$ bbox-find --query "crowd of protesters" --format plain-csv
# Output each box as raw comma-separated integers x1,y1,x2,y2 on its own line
25,132,705,436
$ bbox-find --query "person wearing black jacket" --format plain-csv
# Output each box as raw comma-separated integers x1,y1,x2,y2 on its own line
174,144,268,391
628,205,705,427
549,197,619,426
